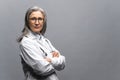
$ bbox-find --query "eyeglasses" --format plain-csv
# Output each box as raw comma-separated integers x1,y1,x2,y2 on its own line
29,17,44,22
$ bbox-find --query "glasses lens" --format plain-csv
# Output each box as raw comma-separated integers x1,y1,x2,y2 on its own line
30,17,43,22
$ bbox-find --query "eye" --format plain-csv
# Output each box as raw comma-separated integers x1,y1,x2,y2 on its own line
38,17,43,21
29,17,44,22
30,17,36,20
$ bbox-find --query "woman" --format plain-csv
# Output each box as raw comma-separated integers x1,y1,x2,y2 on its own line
17,6,65,80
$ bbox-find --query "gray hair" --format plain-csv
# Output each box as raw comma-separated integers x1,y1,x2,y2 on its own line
17,6,47,42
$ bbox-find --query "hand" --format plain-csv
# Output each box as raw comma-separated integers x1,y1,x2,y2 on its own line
52,51,59,58
45,57,52,63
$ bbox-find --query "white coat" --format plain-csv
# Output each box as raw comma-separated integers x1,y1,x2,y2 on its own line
19,30,65,80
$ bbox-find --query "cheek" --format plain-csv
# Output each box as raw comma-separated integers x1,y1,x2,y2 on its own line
28,22,34,31
29,21,34,26
28,21,34,29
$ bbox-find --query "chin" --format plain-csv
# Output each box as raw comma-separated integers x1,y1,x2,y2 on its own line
32,28,42,33
34,30,41,33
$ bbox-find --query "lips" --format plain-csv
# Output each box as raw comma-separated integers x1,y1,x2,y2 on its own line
34,26,40,29
34,25,41,29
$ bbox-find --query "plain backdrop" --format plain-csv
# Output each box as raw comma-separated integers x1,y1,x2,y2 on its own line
0,0,120,80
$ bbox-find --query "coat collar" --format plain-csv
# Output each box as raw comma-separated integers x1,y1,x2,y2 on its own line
25,30,43,40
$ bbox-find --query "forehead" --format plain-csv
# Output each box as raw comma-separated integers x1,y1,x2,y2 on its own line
29,11,44,18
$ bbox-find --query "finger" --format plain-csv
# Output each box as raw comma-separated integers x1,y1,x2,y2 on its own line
54,53,59,57
52,52,57,57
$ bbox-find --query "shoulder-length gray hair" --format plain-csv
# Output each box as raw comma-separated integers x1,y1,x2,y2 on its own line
17,6,47,42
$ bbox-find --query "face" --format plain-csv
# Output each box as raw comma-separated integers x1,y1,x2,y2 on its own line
29,11,44,33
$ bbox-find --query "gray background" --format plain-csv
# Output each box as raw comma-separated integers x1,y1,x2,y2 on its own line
0,0,120,80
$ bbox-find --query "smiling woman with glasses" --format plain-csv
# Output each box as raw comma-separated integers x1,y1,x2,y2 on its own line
17,6,66,80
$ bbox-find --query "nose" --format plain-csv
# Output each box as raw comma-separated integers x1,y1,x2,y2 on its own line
35,20,39,24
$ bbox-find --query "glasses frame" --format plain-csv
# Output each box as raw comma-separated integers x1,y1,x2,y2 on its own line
29,17,44,23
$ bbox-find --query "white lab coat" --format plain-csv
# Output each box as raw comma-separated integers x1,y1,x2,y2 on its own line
19,30,65,80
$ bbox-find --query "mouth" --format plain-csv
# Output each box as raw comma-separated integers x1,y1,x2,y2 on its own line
34,25,41,29
34,26,40,29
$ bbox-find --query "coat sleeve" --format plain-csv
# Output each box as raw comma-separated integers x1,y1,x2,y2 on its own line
51,55,66,71
45,39,66,71
20,37,55,76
